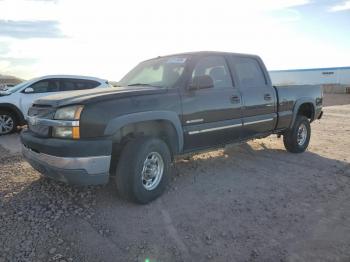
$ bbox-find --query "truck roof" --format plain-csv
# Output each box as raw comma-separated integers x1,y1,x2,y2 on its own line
145,51,261,61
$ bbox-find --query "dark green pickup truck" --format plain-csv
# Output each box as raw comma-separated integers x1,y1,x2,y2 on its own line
21,51,323,203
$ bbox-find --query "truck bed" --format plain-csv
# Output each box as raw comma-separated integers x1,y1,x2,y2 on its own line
274,84,323,130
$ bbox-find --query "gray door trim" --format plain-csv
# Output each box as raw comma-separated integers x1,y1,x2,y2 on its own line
188,123,242,135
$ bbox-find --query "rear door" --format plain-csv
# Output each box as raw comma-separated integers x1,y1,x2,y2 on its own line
181,55,243,151
229,56,277,138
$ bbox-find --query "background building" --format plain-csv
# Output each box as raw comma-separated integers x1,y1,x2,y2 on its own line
269,67,350,93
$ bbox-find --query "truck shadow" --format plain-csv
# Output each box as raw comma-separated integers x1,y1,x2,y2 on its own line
174,141,349,178
3,141,350,205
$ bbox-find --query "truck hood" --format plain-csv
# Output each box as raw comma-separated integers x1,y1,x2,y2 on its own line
33,86,168,107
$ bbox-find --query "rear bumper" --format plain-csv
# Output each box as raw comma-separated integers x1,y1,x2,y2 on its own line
22,145,110,185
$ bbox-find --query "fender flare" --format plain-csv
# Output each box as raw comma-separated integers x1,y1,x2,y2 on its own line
290,98,316,128
104,111,184,153
0,103,26,125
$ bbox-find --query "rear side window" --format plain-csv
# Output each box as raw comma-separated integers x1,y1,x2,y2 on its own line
60,80,75,91
192,56,233,89
59,79,100,91
75,80,100,90
232,57,266,88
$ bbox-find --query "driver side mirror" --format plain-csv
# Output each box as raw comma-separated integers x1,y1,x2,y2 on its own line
24,87,34,94
189,75,214,90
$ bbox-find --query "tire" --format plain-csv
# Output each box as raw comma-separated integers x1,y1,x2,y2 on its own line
283,115,311,153
0,110,17,135
115,136,172,204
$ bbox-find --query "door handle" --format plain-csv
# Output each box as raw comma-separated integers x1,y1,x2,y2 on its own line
264,94,272,101
231,95,240,104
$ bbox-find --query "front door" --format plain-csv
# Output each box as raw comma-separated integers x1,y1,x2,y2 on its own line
181,55,243,151
20,79,61,118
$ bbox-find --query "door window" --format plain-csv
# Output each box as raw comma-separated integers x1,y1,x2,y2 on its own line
28,80,59,93
191,56,233,89
232,57,266,88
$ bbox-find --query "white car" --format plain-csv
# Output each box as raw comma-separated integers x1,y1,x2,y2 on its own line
0,75,111,135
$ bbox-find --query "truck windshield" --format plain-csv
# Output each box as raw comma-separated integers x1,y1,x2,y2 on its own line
119,56,188,88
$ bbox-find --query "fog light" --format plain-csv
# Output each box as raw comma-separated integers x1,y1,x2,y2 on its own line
52,126,80,139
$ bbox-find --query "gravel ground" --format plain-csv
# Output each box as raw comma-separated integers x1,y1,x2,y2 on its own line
1,98,350,262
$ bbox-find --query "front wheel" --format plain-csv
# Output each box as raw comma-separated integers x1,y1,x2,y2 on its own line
0,110,17,135
283,115,311,153
115,137,172,204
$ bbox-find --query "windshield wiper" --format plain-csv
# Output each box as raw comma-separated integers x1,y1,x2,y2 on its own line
127,83,163,88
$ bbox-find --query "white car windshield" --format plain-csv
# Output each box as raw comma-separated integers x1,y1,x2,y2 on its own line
3,80,33,94
3,81,28,94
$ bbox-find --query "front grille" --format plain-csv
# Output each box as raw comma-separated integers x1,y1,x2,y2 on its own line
28,124,50,137
28,104,55,118
28,104,55,137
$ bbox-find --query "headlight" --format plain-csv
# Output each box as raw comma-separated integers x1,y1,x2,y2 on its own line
52,105,83,139
54,105,83,120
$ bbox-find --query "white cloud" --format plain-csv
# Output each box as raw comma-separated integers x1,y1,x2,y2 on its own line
0,59,37,78
4,0,350,80
329,0,350,12
0,0,310,21
0,0,59,21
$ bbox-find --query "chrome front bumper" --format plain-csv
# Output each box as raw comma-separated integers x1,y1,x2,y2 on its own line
22,145,111,185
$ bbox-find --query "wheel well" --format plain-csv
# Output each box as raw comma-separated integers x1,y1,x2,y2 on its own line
119,120,179,153
297,103,314,120
109,120,179,174
0,104,25,125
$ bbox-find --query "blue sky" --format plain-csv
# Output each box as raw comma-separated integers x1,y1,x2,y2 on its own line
0,0,349,80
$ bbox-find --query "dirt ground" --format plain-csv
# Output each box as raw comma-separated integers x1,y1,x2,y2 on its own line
0,94,350,262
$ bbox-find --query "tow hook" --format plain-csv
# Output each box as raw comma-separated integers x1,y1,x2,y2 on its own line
317,111,323,120
17,125,28,131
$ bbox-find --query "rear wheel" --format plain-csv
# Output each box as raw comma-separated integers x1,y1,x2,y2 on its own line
0,110,17,135
283,115,311,153
115,136,171,204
